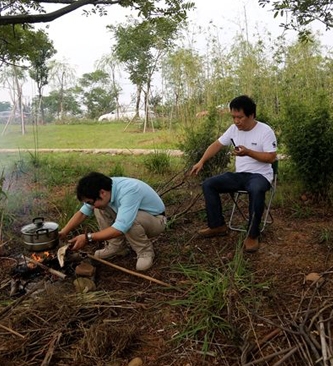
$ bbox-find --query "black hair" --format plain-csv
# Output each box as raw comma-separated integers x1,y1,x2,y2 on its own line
76,172,112,201
229,95,256,118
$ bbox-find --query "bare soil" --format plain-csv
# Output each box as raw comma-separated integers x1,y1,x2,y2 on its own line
1,171,333,366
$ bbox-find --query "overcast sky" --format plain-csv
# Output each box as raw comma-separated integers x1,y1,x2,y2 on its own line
1,0,332,105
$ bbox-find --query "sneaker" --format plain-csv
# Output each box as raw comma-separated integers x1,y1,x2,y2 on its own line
244,237,259,253
136,256,154,271
94,245,129,259
198,225,228,238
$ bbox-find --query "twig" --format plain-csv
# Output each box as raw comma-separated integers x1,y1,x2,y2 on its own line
272,345,299,366
0,322,25,338
170,192,202,222
243,346,298,366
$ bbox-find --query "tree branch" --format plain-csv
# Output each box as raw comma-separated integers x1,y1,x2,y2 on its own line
0,0,120,25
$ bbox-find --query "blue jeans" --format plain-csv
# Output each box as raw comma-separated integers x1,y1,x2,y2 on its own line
202,172,271,238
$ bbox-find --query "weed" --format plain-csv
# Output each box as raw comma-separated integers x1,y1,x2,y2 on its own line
144,150,171,174
109,162,125,177
318,228,333,250
169,243,267,353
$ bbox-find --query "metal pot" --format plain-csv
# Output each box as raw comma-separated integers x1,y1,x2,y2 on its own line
21,217,59,251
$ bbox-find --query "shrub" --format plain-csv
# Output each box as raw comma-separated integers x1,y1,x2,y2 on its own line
179,109,230,179
282,98,333,201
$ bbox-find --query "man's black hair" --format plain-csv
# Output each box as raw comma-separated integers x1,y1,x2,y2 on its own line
229,95,256,118
76,172,112,201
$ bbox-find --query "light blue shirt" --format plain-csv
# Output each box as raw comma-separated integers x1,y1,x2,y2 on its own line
80,177,165,233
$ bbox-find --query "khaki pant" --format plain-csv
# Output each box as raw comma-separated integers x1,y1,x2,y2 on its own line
94,207,166,258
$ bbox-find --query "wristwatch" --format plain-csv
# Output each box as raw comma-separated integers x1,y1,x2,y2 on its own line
86,232,93,243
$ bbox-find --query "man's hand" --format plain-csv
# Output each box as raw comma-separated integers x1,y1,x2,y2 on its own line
233,145,248,156
190,161,204,176
58,230,68,241
68,234,87,251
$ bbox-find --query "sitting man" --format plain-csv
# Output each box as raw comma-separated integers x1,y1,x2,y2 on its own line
59,172,166,271
190,95,277,252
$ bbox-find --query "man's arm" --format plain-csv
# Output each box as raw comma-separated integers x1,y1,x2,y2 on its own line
190,140,224,175
69,226,124,251
59,211,88,239
234,146,277,163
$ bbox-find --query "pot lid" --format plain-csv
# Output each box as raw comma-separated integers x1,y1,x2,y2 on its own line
21,217,59,234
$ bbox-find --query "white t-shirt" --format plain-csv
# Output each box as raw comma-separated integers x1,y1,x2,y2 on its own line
218,121,277,183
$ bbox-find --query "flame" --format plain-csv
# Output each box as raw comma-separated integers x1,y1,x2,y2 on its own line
25,251,52,269
30,251,51,262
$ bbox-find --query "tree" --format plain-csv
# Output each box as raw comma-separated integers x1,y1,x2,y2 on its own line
48,59,77,120
110,17,182,131
0,0,193,25
259,0,333,37
28,30,56,124
0,64,29,135
96,54,122,118
76,70,117,119
41,89,82,121
0,24,54,66
162,47,204,124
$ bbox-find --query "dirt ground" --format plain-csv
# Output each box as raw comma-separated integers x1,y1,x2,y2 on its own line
1,172,333,366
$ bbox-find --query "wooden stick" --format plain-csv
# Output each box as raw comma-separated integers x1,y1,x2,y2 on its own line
24,256,66,279
41,332,62,366
319,314,328,364
0,323,25,339
87,254,171,288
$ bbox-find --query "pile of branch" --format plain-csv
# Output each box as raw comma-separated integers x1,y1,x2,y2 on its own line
242,269,333,366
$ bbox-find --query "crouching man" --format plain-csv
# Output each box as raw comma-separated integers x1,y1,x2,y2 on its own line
59,172,166,271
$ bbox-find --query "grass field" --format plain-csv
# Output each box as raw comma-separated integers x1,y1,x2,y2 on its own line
0,122,182,150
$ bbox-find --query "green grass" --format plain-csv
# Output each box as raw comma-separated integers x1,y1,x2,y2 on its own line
0,122,181,150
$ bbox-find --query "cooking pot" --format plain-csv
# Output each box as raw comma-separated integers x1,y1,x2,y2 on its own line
21,217,59,251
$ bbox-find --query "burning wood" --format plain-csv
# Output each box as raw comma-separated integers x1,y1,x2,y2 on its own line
23,256,66,279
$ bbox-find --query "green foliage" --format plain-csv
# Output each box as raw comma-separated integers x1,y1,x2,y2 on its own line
144,150,171,174
0,24,49,64
28,30,56,92
282,98,333,200
41,89,82,121
179,110,231,178
258,0,333,34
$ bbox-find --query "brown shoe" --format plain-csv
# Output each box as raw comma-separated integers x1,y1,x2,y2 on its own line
198,225,228,238
244,237,259,253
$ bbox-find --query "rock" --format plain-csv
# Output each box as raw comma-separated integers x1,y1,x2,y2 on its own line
128,357,143,366
73,277,96,293
75,262,96,277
